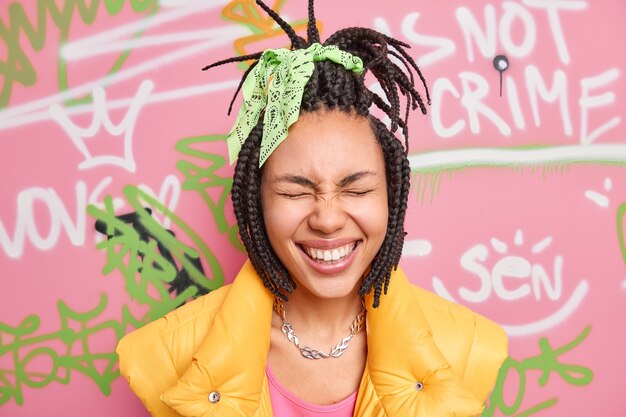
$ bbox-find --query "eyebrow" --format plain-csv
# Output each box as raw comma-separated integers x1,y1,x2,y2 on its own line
273,171,376,189
336,171,376,187
274,174,317,188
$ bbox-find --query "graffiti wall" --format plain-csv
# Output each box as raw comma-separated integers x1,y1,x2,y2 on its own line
1,0,624,416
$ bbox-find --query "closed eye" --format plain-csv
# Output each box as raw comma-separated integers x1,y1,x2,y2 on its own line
345,189,374,196
278,192,312,199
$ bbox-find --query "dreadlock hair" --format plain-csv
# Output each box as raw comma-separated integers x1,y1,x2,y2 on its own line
204,0,430,308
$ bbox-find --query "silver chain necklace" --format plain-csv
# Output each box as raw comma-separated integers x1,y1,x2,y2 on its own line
273,297,366,360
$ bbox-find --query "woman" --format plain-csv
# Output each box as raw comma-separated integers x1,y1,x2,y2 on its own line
117,1,508,416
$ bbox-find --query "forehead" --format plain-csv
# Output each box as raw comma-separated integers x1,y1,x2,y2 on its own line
262,110,384,181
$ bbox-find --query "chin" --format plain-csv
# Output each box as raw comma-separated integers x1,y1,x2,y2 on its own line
291,270,363,301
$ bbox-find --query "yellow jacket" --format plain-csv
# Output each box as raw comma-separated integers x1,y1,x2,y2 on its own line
117,261,508,417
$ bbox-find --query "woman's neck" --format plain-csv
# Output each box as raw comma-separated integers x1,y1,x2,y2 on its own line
280,290,364,340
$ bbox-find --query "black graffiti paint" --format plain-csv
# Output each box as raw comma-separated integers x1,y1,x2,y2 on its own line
493,54,510,97
94,203,210,304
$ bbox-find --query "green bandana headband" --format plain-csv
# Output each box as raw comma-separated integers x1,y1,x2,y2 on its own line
226,42,364,166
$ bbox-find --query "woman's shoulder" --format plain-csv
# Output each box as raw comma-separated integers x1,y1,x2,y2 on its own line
411,283,472,312
407,280,508,402
363,267,508,414
115,284,234,415
409,282,506,343
117,283,235,361
159,284,232,331
122,283,232,342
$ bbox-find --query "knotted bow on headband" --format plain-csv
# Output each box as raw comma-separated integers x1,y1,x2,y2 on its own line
226,42,364,166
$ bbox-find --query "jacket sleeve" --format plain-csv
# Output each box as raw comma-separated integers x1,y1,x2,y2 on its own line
117,318,182,417
462,313,509,403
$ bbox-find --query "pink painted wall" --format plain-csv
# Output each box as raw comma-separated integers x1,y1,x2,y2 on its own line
1,0,625,416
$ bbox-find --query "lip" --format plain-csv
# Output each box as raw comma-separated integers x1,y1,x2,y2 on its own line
297,238,359,250
297,240,361,275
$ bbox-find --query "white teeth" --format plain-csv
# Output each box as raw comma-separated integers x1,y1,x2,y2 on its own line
303,242,357,263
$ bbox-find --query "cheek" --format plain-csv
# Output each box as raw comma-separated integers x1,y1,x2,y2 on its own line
261,199,307,245
261,199,282,243
351,197,389,240
261,188,282,241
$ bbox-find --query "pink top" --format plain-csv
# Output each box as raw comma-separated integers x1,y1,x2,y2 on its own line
266,367,357,417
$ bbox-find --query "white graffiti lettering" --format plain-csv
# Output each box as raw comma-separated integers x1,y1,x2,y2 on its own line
499,2,536,58
502,280,588,336
460,71,512,135
136,175,181,230
1,182,89,258
373,13,455,68
408,144,626,171
400,13,456,67
431,78,464,138
49,81,154,172
580,68,622,144
421,1,621,143
1,176,180,259
522,0,587,65
402,239,433,257
456,1,587,64
0,1,245,131
431,230,588,336
431,66,619,143
506,76,526,129
525,65,572,136
456,5,497,63
456,246,562,302
584,177,612,208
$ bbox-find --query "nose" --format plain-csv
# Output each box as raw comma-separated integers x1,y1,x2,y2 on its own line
307,197,348,235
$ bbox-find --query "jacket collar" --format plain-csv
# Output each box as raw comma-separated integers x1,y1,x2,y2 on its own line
162,261,483,416
162,261,273,416
363,267,484,416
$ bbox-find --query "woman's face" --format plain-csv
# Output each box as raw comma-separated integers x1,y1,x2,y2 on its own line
261,109,388,300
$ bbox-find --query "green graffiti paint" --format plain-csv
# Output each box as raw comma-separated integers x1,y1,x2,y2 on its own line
176,134,245,252
484,326,593,417
617,202,626,265
0,183,230,406
90,196,195,318
412,172,444,205
124,185,225,295
88,185,225,321
0,0,159,108
409,146,626,176
0,294,143,406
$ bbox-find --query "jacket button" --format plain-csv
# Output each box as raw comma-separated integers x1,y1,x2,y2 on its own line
414,381,424,391
208,391,220,403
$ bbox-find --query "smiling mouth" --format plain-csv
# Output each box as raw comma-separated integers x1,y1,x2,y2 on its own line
299,242,358,264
